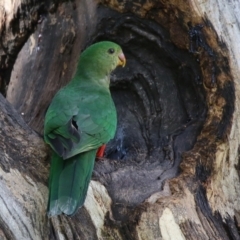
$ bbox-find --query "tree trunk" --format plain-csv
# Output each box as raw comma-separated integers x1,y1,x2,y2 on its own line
0,0,240,239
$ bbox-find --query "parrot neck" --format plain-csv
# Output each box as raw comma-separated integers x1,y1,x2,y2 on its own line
75,54,114,80
73,59,112,88
71,72,110,90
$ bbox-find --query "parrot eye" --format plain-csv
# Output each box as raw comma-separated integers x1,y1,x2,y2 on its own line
108,48,115,54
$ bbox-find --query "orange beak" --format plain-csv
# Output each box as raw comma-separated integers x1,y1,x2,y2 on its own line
118,52,126,67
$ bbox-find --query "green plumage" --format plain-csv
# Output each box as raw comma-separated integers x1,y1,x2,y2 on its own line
44,41,125,216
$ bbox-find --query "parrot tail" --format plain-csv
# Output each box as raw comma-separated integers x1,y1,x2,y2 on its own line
47,150,96,216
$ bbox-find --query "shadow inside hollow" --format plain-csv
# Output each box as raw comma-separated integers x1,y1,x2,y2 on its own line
92,6,207,221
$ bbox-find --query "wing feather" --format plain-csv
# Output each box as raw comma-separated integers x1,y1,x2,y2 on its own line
44,85,116,159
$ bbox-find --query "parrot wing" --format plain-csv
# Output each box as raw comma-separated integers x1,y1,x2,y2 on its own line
44,86,116,159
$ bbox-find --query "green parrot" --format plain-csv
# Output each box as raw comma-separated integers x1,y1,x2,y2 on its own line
44,41,126,216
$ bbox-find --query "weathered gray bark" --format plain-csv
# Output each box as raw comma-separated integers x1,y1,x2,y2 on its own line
0,0,240,239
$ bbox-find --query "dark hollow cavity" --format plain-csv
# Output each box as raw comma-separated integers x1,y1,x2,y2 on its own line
91,6,207,221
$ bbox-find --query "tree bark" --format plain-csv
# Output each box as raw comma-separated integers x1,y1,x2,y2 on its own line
0,0,240,239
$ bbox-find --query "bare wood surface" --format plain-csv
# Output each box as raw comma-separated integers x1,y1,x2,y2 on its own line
6,0,97,133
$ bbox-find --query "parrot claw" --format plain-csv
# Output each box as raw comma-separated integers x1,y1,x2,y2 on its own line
96,145,106,158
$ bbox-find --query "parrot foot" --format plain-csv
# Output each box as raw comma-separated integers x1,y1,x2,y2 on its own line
96,145,106,159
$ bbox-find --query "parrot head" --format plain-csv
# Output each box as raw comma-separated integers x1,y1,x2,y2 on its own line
79,41,126,78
